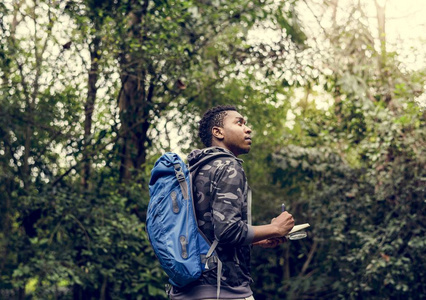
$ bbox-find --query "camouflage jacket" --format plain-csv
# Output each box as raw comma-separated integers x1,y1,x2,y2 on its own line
185,147,254,291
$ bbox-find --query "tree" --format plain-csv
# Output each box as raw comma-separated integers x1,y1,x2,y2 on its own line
1,0,309,298
2,0,423,298
246,0,426,298
0,0,90,298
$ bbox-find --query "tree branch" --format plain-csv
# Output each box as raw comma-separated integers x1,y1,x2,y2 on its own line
299,239,318,276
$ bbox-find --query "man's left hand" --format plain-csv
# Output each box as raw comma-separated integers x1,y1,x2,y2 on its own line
252,237,287,248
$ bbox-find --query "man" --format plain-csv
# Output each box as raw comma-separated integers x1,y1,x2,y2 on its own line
170,105,294,299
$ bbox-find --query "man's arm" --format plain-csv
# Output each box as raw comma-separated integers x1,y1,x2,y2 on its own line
211,160,294,246
252,237,287,248
210,161,253,245
250,211,294,244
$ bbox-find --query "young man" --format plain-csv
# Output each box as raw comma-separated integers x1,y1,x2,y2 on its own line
170,105,294,300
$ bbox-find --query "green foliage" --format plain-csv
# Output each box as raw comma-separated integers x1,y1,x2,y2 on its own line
5,184,166,299
1,0,425,299
248,96,425,299
1,0,308,298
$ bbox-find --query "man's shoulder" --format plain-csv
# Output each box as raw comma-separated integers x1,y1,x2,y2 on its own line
188,147,242,166
200,155,244,176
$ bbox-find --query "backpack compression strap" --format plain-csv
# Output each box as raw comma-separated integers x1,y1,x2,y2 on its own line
174,164,189,200
204,239,221,300
174,163,192,259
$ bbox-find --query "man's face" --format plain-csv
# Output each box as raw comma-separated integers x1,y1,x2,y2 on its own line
218,110,252,157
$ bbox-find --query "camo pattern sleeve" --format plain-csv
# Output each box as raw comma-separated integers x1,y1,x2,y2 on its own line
210,158,254,246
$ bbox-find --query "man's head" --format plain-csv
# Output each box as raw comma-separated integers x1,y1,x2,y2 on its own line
199,105,252,157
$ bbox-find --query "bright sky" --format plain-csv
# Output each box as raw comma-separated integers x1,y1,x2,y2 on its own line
340,0,425,105
294,0,426,110
298,0,426,68
372,0,426,44
247,0,426,128
359,0,425,70
381,0,426,107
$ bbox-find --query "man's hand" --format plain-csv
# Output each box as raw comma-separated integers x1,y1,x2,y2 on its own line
271,212,294,237
251,211,295,243
252,237,287,248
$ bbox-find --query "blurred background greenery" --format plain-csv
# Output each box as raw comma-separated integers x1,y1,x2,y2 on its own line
0,0,424,299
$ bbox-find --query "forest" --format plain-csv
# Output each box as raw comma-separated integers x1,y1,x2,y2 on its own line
0,0,425,299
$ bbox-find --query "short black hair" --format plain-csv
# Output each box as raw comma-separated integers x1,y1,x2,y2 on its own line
199,105,237,147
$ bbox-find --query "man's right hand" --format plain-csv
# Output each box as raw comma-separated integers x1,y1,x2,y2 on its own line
251,211,295,244
271,212,294,237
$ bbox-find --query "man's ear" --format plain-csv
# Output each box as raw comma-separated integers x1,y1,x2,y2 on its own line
212,126,224,140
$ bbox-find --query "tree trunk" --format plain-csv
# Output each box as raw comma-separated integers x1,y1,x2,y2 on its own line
118,72,152,182
375,0,392,103
0,178,11,275
331,0,339,26
23,108,33,189
284,244,290,280
81,36,101,190
100,276,108,300
117,0,152,183
375,0,387,63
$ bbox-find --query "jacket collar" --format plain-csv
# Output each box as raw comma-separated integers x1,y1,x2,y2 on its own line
187,146,243,166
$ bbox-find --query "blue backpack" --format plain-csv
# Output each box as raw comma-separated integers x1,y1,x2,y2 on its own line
146,152,232,293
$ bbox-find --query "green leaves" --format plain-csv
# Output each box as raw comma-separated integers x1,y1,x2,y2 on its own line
1,0,425,299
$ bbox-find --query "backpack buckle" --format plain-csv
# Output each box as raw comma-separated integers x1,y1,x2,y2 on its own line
174,164,185,182
174,163,189,200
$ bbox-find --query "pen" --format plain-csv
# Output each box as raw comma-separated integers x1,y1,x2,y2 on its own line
281,203,285,212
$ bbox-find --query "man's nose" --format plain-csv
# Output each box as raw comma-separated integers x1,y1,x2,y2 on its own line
245,125,252,133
